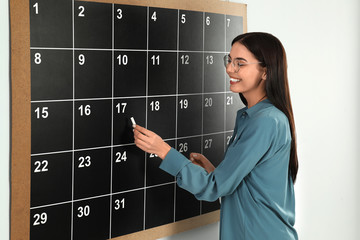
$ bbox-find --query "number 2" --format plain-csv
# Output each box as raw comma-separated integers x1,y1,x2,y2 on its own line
78,6,85,17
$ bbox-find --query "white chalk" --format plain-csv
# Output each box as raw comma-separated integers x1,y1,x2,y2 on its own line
130,117,136,127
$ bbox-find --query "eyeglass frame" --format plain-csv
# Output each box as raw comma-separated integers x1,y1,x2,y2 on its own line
223,54,262,73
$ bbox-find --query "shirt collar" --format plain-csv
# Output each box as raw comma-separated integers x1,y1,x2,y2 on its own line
239,98,272,118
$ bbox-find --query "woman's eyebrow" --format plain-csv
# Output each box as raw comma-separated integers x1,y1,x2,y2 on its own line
228,54,248,62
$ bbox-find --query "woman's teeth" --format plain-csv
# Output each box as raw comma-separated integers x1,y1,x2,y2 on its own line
230,78,240,82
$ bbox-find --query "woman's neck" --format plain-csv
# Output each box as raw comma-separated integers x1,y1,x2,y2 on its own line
244,92,267,108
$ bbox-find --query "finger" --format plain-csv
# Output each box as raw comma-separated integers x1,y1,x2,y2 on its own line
134,125,153,137
190,153,203,161
134,129,150,143
134,138,151,152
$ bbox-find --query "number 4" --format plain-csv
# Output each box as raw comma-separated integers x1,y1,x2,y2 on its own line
151,11,157,21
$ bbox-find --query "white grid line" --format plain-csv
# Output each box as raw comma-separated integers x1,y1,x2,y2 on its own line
30,46,227,54
71,0,75,239
30,130,234,157
109,3,115,238
30,181,177,210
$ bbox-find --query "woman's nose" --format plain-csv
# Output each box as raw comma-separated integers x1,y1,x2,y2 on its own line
226,63,233,74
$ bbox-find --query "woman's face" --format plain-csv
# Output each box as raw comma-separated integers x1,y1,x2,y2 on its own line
226,42,266,94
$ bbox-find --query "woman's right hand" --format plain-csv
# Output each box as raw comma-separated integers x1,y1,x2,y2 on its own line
189,153,215,173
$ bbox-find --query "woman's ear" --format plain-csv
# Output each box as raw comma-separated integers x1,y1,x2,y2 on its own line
261,67,267,80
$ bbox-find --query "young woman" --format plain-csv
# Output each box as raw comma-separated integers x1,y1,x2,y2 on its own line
134,32,298,240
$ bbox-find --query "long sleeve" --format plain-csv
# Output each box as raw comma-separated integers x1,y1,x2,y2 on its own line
160,116,279,202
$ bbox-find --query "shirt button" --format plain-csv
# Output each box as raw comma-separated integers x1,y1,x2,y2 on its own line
241,112,246,118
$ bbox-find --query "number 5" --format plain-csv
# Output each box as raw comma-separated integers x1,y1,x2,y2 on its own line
181,14,186,24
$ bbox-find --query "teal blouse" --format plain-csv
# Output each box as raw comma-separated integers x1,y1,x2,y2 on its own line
160,99,298,240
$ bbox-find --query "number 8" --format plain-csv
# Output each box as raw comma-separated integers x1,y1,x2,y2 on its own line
34,53,41,64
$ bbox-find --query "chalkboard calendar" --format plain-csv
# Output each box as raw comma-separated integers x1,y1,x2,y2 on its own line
10,0,247,239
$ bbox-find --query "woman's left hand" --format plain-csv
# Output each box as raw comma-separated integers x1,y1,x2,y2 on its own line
133,125,171,160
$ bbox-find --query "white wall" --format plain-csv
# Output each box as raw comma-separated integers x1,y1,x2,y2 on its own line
162,0,360,239
1,0,359,240
0,0,10,239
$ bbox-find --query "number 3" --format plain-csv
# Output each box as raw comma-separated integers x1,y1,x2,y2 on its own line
117,9,123,19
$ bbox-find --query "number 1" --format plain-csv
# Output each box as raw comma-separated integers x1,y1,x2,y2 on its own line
33,3,39,14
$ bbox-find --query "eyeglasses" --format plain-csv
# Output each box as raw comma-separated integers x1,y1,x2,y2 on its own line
223,55,262,73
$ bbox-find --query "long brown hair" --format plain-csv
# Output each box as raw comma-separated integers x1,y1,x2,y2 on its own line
232,32,298,183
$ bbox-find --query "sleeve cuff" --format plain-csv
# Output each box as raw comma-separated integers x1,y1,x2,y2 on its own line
159,148,191,176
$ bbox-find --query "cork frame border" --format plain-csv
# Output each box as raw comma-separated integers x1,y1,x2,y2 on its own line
9,0,246,239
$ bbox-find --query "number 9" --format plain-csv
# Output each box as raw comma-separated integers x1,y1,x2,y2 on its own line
78,54,85,65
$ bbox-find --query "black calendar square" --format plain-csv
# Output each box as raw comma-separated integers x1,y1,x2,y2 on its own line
148,51,177,95
74,100,112,149
149,7,177,50
203,93,225,134
145,184,175,229
30,203,72,240
113,98,146,145
146,140,175,187
226,93,243,131
225,131,234,149
147,96,176,140
203,133,225,168
111,190,145,238
175,186,200,221
31,152,72,207
177,95,202,138
112,145,145,193
179,10,203,51
202,199,221,214
204,53,226,93
30,0,72,48
225,15,243,52
31,49,73,101
74,1,112,49
75,50,112,99
225,70,231,91
114,51,147,97
176,136,202,159
31,102,72,154
114,4,147,49
74,148,111,200
178,52,203,94
73,196,110,240
204,12,225,52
